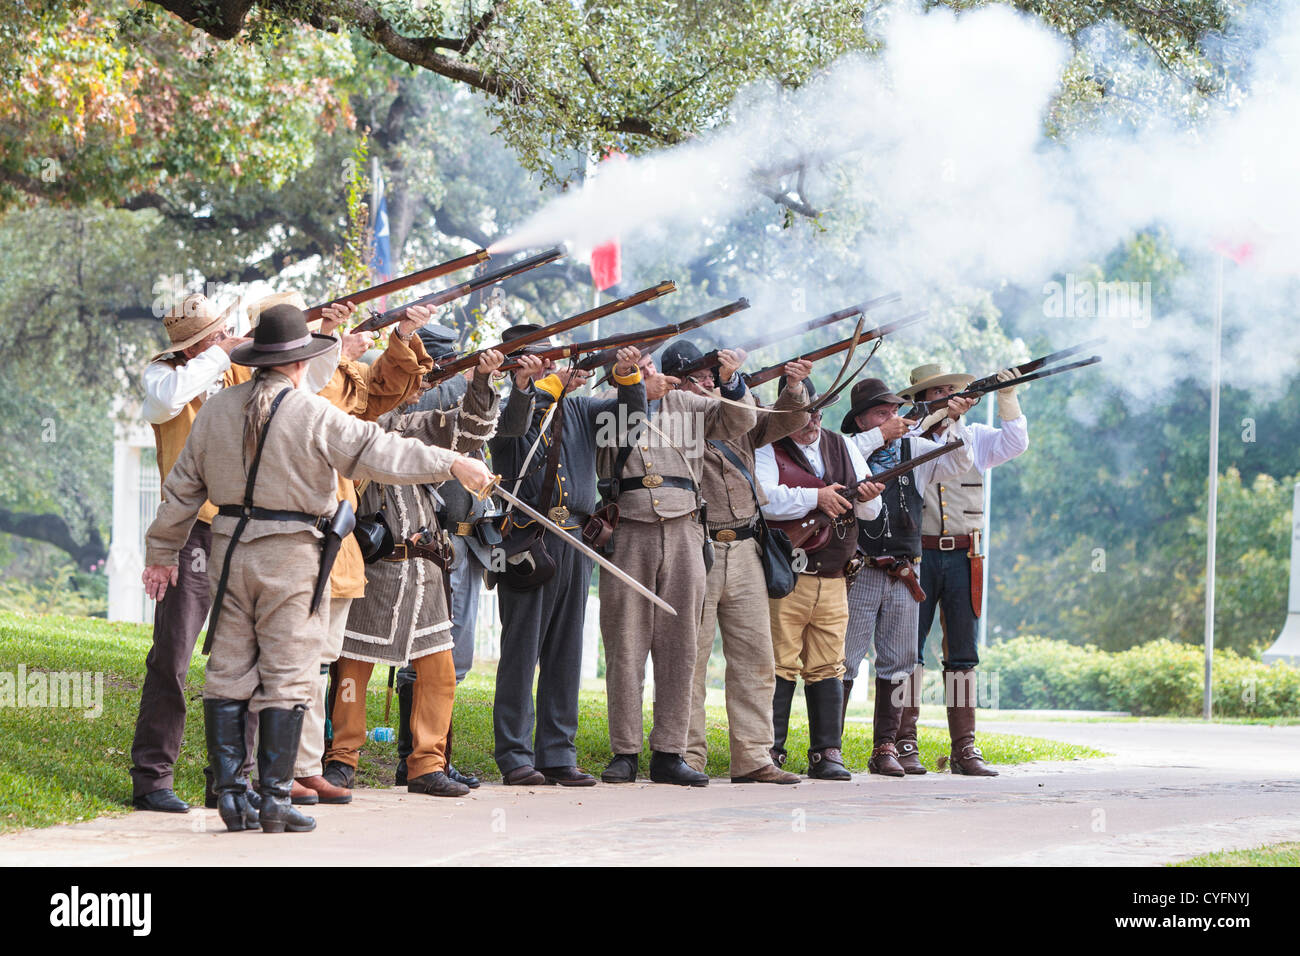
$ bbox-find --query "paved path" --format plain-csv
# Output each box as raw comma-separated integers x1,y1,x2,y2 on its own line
3,721,1298,866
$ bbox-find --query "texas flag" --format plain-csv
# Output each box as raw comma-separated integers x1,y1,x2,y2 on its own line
590,150,626,290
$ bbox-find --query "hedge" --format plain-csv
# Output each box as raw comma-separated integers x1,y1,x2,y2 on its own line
980,636,1300,717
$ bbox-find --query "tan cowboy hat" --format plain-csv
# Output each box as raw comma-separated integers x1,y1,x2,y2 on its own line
149,293,235,362
247,291,321,331
896,363,975,403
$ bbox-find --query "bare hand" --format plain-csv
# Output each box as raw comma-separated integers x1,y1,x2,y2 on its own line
217,335,251,355
645,371,679,401
612,346,641,380
319,302,356,335
878,416,913,442
397,305,427,339
856,481,886,502
337,331,369,362
717,348,746,383
553,367,592,390
947,395,975,420
142,565,178,602
514,353,546,389
451,456,495,496
782,358,812,386
816,483,853,517
476,348,504,378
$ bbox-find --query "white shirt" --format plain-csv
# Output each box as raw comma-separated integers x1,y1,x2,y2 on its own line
754,431,883,522
141,339,342,425
914,415,1028,475
848,417,976,502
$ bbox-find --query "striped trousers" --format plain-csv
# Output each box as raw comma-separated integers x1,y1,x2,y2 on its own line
842,563,921,682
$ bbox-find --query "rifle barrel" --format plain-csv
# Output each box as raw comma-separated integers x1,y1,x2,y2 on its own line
744,310,928,387
304,249,489,321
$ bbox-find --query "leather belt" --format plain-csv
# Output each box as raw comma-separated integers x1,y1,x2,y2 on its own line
864,555,926,602
708,525,756,543
922,534,973,552
618,475,696,494
217,504,330,534
439,515,478,536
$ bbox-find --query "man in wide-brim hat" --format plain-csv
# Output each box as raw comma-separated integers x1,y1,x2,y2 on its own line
871,361,1027,777
128,294,340,815
141,301,494,833
838,375,976,777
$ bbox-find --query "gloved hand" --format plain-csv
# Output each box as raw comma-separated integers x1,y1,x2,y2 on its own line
996,368,1022,420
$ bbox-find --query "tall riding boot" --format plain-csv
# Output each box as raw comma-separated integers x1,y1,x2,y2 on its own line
805,679,851,781
840,678,854,733
867,677,905,777
204,698,259,832
257,706,317,833
946,669,998,776
444,719,480,789
770,677,796,768
896,666,928,775
394,680,413,786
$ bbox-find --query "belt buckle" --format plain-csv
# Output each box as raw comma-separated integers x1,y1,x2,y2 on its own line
716,529,737,542
456,521,474,536
641,474,664,489
548,506,570,524
938,535,957,551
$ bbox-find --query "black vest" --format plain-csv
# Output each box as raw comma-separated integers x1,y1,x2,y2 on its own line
858,439,923,559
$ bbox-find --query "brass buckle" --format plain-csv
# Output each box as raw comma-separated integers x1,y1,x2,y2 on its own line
548,506,570,524
716,529,737,542
455,521,474,536
938,535,957,551
641,474,664,489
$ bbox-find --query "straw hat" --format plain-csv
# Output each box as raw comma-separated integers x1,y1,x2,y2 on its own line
247,291,317,330
895,363,975,403
150,293,234,362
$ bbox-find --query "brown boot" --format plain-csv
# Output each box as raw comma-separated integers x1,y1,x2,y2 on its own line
945,669,998,777
868,677,905,777
896,666,927,775
294,774,353,804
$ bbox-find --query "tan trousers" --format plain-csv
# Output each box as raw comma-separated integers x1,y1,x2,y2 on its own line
326,651,455,777
769,573,848,684
599,517,706,756
203,531,327,712
684,538,775,776
294,596,351,777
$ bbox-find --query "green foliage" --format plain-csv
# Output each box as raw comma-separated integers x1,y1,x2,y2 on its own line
983,636,1300,716
1172,841,1300,867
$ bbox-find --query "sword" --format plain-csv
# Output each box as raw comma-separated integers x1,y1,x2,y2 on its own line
471,476,678,616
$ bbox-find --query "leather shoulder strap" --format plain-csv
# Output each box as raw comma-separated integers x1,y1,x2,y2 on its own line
244,387,291,507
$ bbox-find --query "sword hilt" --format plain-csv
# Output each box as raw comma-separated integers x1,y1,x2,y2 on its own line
472,474,502,502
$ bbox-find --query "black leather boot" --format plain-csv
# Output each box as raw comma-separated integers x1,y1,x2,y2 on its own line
805,679,851,781
257,706,317,833
395,679,413,786
204,698,260,832
840,678,854,733
770,677,796,768
444,719,480,788
649,752,708,787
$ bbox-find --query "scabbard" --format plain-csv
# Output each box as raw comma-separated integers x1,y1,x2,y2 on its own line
968,550,984,619
885,560,926,603
311,502,357,614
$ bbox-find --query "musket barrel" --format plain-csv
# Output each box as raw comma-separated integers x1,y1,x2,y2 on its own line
304,249,489,322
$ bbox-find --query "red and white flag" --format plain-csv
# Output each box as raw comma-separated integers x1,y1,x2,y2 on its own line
590,150,626,291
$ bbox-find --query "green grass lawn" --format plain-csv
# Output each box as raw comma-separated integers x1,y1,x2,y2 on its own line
0,609,1104,833
1172,842,1300,866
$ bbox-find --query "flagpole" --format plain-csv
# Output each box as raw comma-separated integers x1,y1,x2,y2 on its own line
1203,253,1225,721
978,394,994,649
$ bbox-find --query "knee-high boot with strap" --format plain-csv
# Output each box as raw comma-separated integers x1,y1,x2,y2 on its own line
204,698,260,832
868,677,906,777
257,706,317,833
895,666,928,774
945,668,997,776
805,678,851,781
770,677,796,768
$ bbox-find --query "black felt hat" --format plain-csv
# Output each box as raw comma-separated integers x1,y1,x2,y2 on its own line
229,304,336,368
839,377,907,434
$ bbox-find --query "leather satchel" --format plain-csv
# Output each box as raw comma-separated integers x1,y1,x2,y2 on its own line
706,439,796,599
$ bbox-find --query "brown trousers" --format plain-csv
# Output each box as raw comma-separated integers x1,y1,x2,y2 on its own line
684,537,776,776
327,651,455,778
599,517,706,756
769,573,849,684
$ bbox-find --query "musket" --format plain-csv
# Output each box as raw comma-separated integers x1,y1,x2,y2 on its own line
965,338,1106,393
744,310,930,388
425,280,678,383
304,249,489,323
352,247,565,333
579,297,753,378
471,476,676,615
771,440,965,552
496,326,684,372
671,293,901,382
908,354,1102,418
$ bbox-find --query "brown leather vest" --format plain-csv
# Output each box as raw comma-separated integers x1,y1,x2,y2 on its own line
769,430,859,578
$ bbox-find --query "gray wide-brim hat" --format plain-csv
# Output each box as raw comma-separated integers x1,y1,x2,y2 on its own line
230,304,337,367
840,377,907,434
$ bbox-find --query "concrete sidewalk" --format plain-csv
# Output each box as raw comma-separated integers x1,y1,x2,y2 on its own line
3,721,1298,866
